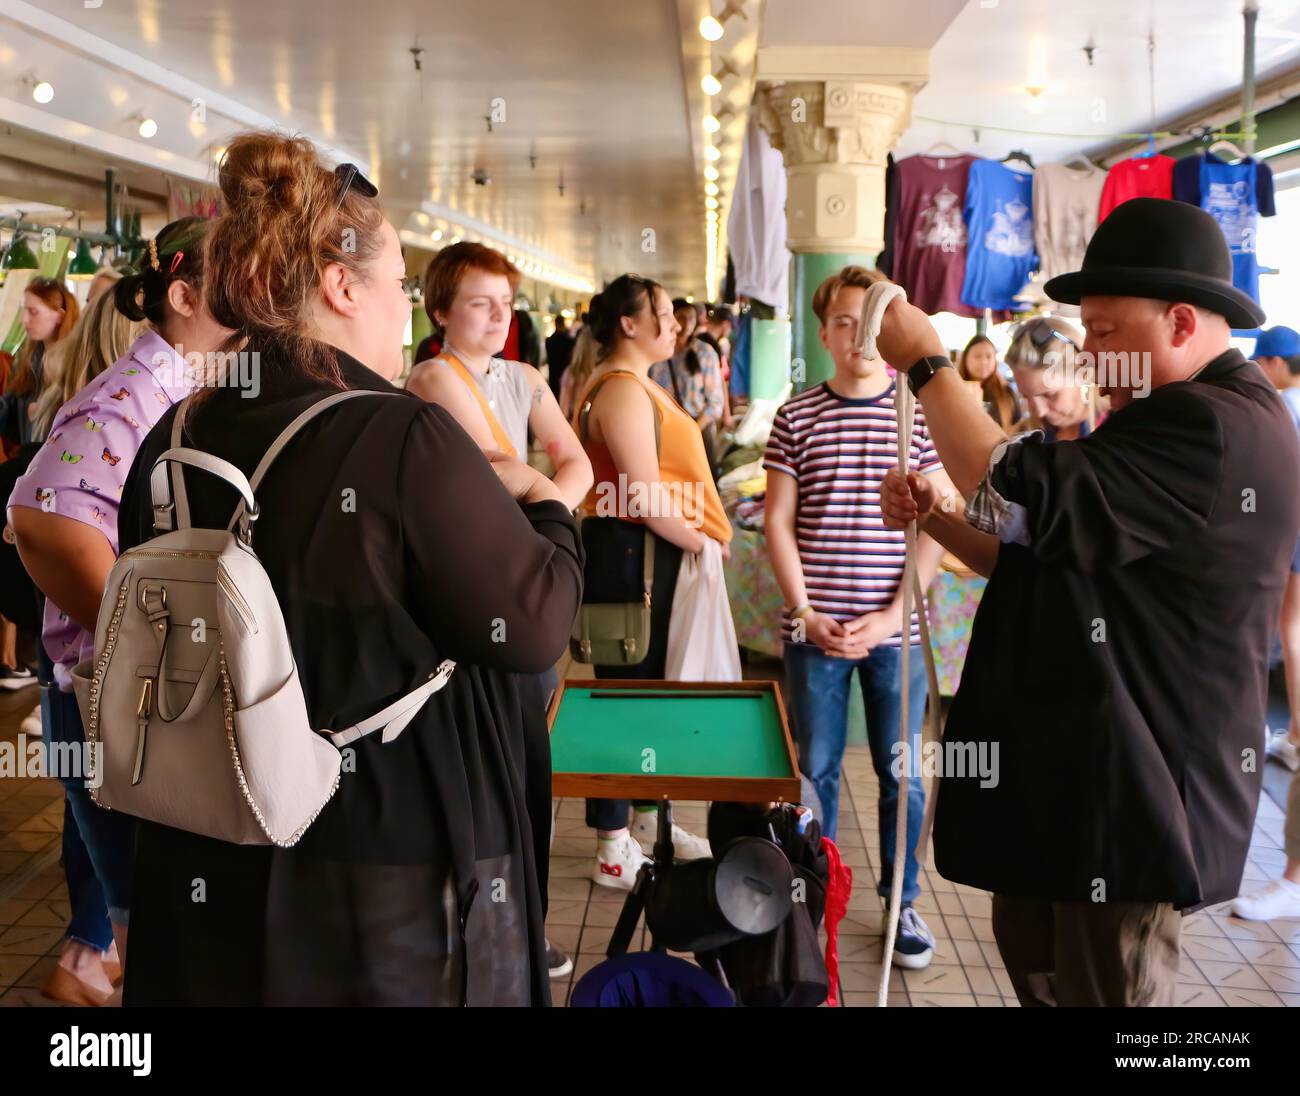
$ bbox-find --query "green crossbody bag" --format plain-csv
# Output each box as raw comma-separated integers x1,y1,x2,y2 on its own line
570,371,662,666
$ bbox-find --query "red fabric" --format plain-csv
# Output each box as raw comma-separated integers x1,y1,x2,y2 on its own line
819,836,853,1007
1098,155,1175,222
503,312,520,362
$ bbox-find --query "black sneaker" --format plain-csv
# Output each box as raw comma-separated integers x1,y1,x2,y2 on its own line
893,906,935,970
0,665,35,691
545,939,573,980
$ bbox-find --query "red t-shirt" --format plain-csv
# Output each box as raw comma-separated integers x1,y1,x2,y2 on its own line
1099,155,1175,221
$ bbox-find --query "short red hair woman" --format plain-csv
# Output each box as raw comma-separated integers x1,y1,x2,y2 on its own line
406,241,592,511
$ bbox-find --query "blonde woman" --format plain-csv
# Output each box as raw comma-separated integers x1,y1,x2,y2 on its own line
32,286,144,438
558,322,599,421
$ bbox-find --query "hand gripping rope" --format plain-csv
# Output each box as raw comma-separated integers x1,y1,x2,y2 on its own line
855,282,944,1007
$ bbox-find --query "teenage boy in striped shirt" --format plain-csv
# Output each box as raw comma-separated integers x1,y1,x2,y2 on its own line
765,265,958,969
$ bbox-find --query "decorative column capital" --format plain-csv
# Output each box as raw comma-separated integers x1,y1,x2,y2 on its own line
756,79,913,254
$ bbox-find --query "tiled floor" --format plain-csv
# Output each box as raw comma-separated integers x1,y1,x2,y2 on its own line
2,677,1298,1007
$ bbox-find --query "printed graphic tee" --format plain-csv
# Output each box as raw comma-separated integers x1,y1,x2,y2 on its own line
961,159,1037,312
887,154,981,317
1033,161,1107,283
1174,153,1275,303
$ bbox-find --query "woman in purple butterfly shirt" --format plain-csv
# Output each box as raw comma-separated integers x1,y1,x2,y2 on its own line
5,218,227,1005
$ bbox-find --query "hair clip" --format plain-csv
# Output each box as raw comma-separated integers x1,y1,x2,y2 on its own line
147,239,161,273
169,250,185,275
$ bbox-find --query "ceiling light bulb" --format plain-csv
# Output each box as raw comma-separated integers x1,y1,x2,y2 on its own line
701,74,722,96
431,229,443,241
705,182,719,196
32,81,54,104
699,15,724,41
704,166,719,181
705,145,721,162
138,117,158,139
706,196,719,210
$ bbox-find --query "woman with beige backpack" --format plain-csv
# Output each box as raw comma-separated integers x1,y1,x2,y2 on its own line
113,132,583,1006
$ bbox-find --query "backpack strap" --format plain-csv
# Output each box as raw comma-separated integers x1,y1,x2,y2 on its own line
327,659,456,747
224,390,401,541
148,390,398,540
150,398,258,535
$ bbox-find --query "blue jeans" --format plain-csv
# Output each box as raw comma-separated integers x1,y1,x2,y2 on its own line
783,641,926,905
44,670,135,936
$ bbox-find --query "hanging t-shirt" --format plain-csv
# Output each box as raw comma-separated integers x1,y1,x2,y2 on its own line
1198,156,1274,302
886,153,981,317
1171,152,1274,304
1098,154,1175,221
1033,161,1107,284
960,159,1037,312
1171,151,1276,213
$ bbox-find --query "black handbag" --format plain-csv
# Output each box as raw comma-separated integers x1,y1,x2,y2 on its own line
569,372,662,666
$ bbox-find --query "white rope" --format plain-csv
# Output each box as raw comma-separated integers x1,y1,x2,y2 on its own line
855,282,944,1007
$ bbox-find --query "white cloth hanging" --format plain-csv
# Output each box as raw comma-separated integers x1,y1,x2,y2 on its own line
727,114,789,313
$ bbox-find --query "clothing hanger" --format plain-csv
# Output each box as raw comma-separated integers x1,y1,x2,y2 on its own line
1000,149,1035,170
1062,153,1098,173
1135,134,1157,159
1208,138,1246,162
923,140,963,159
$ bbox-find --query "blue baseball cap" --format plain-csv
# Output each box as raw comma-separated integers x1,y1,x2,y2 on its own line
1252,326,1300,359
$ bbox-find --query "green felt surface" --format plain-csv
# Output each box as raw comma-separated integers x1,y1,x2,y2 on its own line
550,687,792,778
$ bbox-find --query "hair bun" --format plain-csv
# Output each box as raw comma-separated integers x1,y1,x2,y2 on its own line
217,133,315,211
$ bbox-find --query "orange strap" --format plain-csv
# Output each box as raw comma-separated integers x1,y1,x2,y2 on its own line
439,351,517,458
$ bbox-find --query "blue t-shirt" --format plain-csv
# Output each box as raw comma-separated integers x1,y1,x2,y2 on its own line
960,160,1037,311
1195,156,1274,303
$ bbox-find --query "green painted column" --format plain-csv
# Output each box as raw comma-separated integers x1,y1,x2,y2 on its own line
790,250,874,390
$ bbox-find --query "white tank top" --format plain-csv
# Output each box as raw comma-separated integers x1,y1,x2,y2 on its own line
439,347,532,457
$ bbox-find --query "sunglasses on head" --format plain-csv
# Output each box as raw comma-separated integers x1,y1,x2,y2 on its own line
334,163,379,209
1022,320,1070,349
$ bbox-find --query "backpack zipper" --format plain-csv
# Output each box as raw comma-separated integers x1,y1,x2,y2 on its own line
215,567,258,633
131,548,220,560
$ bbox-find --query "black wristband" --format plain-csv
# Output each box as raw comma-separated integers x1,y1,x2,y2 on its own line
907,355,954,396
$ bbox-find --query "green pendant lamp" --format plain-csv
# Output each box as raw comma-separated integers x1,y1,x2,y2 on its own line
68,237,98,280
2,232,39,271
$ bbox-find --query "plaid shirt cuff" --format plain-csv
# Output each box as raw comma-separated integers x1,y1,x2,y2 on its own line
964,431,1042,546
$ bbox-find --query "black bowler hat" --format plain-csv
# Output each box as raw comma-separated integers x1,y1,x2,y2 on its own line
1043,197,1266,329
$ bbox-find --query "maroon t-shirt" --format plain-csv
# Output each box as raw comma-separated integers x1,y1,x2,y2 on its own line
888,154,982,318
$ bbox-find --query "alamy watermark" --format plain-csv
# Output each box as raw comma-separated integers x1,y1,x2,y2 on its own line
0,736,101,788
152,346,261,398
890,738,999,788
1041,350,1152,400
592,474,707,529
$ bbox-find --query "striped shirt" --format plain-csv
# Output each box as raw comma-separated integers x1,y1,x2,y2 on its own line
763,379,943,647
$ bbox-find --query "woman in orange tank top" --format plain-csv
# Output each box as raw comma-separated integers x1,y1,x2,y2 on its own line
571,274,733,887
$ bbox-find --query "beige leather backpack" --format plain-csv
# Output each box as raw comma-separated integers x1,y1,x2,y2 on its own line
71,391,454,846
